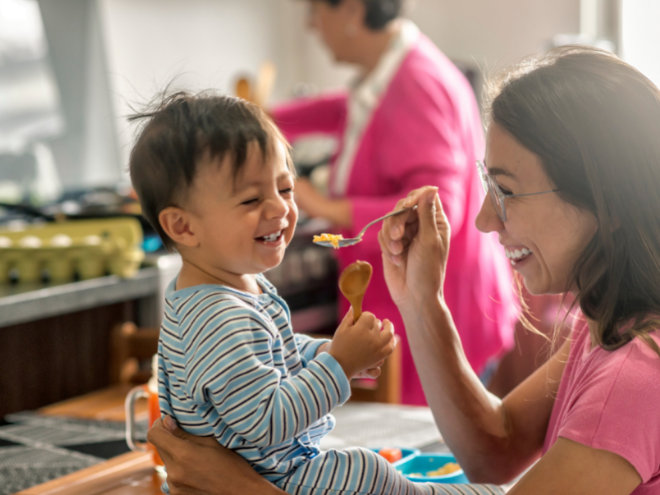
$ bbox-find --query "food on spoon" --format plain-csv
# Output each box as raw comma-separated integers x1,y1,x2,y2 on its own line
425,462,461,476
378,448,403,463
313,233,343,249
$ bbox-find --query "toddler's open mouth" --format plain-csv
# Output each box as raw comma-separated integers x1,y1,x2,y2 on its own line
256,230,283,243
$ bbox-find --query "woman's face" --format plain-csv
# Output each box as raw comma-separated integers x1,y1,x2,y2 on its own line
307,0,361,63
475,124,598,295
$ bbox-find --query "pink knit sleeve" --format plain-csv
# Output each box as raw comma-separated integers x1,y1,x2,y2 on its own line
271,92,348,143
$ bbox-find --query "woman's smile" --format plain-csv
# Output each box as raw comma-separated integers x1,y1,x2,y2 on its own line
504,246,533,267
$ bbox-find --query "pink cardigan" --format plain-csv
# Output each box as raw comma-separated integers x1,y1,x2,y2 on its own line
274,34,517,404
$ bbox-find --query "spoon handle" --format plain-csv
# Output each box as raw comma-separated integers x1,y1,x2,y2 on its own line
352,297,363,323
356,205,416,239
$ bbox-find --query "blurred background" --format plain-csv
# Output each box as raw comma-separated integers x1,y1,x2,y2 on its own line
0,1,659,493
5,0,658,198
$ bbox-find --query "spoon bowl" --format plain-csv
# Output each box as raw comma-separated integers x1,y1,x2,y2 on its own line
339,260,373,322
314,206,415,249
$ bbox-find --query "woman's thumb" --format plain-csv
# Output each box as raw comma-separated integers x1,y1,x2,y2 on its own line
163,415,189,440
417,188,440,241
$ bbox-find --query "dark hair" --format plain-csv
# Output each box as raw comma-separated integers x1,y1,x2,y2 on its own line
486,45,660,357
128,92,290,251
319,0,402,30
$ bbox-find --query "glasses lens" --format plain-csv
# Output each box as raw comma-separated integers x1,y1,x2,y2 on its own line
486,177,506,221
478,174,489,194
476,161,489,194
476,161,506,221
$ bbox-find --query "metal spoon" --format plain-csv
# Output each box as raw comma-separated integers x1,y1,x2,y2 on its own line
314,205,416,248
339,260,372,323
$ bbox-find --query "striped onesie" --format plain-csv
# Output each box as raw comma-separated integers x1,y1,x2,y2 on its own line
158,275,503,495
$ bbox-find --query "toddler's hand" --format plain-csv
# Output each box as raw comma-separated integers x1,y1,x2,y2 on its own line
328,309,395,380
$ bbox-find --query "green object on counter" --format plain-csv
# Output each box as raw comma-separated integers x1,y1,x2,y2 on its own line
0,218,144,284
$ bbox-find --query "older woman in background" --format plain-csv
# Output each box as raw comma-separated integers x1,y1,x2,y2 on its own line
272,0,517,404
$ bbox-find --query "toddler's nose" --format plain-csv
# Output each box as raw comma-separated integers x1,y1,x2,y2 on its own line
265,195,289,219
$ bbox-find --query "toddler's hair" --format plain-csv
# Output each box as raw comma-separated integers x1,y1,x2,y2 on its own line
128,91,290,251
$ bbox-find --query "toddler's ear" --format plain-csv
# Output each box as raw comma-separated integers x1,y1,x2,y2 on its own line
159,207,199,248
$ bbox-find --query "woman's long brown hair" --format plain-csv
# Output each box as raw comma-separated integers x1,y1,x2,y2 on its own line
485,45,660,357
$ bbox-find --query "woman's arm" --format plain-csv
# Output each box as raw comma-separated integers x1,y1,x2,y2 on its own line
377,186,565,483
271,93,348,143
508,437,641,495
147,417,286,495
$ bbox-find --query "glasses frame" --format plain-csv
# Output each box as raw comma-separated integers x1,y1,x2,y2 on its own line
476,160,559,222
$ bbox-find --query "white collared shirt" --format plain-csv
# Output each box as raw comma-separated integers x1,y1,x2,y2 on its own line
331,20,420,196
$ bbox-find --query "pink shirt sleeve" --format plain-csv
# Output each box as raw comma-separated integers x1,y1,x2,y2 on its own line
271,92,348,143
557,337,660,483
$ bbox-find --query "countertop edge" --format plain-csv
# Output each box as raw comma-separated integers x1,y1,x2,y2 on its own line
0,267,160,328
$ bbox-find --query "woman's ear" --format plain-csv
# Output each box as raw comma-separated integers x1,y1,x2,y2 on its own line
159,207,199,248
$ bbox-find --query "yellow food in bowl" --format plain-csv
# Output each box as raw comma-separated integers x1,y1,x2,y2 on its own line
426,462,461,476
400,462,462,478
313,233,343,249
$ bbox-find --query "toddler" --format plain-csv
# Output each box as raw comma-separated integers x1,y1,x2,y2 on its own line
129,92,502,495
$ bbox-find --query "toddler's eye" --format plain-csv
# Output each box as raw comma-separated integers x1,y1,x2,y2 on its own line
280,188,293,195
241,198,259,205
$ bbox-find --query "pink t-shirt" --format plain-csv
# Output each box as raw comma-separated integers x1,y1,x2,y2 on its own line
543,316,660,493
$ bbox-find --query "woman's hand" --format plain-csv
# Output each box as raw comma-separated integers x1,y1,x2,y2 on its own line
377,186,450,309
147,416,285,495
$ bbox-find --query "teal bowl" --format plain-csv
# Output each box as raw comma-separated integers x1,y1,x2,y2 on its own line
394,453,468,484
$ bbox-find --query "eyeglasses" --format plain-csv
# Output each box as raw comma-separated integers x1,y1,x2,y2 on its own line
476,160,559,222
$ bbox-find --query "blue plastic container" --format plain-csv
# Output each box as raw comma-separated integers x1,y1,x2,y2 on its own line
393,453,469,484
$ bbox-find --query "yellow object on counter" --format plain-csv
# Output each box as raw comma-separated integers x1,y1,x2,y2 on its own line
0,217,144,284
313,233,343,249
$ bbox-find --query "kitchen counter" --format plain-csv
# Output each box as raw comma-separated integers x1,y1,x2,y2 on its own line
0,267,160,328
0,267,162,417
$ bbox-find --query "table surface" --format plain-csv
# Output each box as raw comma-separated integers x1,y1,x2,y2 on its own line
17,385,162,495
19,386,469,495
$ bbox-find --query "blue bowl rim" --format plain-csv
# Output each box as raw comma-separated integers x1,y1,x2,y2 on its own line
394,452,465,481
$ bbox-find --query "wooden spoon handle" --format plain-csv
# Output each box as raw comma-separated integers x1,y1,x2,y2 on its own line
350,296,363,323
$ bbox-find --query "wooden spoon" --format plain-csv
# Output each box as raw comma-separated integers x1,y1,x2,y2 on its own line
339,261,373,323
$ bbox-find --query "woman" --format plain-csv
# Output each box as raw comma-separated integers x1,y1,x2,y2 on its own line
274,0,517,404
148,46,660,493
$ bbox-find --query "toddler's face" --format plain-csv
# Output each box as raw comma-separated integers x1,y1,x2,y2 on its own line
185,141,297,278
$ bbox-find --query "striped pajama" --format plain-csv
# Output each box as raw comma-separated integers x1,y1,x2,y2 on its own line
277,448,503,495
158,275,503,495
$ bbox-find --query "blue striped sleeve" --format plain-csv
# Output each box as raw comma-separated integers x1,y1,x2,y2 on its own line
182,299,350,447
295,334,330,363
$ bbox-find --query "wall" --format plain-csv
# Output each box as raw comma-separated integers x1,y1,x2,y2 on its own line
98,0,580,177
99,0,303,176
620,0,660,88
287,0,581,91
